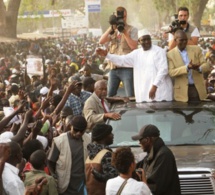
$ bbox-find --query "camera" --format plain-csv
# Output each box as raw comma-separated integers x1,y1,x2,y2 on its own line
109,10,125,33
136,169,142,174
168,14,187,33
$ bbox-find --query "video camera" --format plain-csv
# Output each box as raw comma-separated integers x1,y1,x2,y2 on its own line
168,14,186,33
109,10,125,34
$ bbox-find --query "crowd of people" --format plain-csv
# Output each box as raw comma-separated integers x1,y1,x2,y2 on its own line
0,5,215,195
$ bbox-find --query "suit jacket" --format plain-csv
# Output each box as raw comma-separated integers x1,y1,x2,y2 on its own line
167,45,210,102
83,92,110,131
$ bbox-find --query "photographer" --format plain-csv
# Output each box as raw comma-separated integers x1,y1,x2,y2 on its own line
99,6,138,97
168,7,200,51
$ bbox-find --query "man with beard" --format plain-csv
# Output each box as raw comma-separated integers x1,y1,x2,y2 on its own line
132,124,181,195
168,7,200,50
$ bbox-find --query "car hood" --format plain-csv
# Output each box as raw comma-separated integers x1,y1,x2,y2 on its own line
169,145,215,169
131,145,215,170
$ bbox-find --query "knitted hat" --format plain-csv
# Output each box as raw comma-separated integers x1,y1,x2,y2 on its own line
132,124,160,141
92,124,113,141
71,115,87,131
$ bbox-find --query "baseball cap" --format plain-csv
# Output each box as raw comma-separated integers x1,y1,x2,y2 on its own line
131,124,160,141
68,75,82,84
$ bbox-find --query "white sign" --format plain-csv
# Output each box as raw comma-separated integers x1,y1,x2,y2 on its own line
26,56,43,77
49,9,72,17
85,0,101,5
61,15,87,29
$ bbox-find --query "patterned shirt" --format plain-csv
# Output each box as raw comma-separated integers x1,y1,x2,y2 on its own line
65,91,92,115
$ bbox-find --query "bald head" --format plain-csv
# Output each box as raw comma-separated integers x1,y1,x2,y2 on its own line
174,29,187,39
94,80,106,89
94,80,107,99
174,30,188,51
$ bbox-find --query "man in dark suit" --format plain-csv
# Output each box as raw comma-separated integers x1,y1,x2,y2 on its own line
167,30,210,102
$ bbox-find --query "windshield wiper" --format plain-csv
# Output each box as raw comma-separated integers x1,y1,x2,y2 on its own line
172,143,203,146
198,128,215,141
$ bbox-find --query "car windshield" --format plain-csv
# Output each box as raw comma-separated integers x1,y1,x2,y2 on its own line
108,106,215,147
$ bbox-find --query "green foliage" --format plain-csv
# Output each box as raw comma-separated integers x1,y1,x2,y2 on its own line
153,0,175,13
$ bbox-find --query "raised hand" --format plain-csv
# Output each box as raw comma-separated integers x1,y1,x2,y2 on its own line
16,100,27,113
66,81,78,93
32,120,43,136
96,48,108,56
18,90,27,100
41,97,51,110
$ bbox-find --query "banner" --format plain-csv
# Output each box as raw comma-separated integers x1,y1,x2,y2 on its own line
26,55,43,77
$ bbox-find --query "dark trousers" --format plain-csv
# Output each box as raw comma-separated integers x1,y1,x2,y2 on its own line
188,84,200,102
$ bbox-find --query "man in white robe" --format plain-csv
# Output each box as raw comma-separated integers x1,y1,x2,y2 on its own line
96,30,173,102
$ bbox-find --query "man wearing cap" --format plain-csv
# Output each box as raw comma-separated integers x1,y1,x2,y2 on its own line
97,30,173,102
132,124,181,195
47,116,91,195
85,124,118,195
65,75,91,115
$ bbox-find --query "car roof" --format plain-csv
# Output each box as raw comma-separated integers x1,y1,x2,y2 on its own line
111,100,215,111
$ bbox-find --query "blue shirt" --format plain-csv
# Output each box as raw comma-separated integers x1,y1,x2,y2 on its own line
178,49,194,85
65,91,91,115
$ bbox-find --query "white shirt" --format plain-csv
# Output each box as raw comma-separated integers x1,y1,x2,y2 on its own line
2,162,25,195
106,176,151,195
168,27,200,41
106,45,173,102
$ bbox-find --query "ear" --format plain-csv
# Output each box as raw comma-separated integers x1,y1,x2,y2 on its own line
130,161,136,171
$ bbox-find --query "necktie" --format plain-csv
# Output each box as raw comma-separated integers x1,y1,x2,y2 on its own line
101,99,107,113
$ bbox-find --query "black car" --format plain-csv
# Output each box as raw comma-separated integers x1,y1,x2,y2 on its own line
107,100,215,195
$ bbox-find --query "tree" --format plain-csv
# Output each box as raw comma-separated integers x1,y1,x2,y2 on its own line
189,0,209,28
0,0,21,38
152,0,209,29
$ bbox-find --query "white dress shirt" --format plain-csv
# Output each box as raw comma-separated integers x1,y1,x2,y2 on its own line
2,162,25,195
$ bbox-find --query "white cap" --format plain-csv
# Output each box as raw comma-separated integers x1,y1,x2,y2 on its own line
45,59,51,65
138,29,151,38
0,131,14,143
40,87,49,95
36,135,48,150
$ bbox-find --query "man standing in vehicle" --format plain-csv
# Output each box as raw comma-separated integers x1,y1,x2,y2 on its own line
99,6,138,97
168,7,200,50
167,30,210,102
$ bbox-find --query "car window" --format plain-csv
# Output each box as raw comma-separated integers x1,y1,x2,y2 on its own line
109,108,215,147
